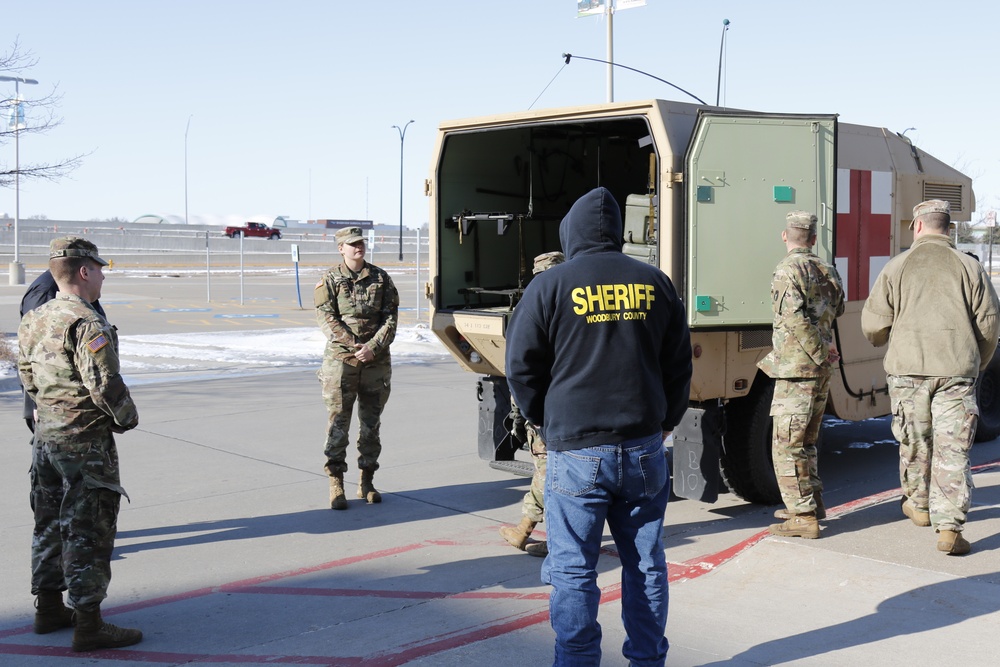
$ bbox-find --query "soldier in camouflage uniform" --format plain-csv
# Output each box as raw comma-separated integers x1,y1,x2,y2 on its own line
316,226,399,510
758,211,845,539
20,269,106,433
863,200,1000,555
18,237,142,652
499,251,564,557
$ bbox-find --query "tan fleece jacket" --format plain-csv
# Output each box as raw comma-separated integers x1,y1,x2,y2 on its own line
862,234,1000,377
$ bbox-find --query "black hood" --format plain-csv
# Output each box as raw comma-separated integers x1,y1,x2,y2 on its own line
558,187,623,260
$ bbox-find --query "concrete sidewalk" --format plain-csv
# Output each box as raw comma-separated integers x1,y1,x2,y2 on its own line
2,361,999,666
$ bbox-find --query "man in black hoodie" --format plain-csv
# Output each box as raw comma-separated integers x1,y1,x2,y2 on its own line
506,187,691,667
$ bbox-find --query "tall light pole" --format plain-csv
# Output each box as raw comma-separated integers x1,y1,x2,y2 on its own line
1,75,39,286
392,120,414,262
606,1,614,103
184,115,193,225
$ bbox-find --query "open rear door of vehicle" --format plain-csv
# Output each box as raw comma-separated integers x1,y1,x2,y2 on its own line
685,111,837,327
673,111,837,502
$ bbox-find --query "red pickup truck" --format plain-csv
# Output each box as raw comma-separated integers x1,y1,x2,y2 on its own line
224,222,281,239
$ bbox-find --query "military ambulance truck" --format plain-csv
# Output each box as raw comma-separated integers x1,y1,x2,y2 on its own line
424,99,1000,505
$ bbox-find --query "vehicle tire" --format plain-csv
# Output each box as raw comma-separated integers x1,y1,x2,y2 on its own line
719,375,781,504
232,231,242,238
975,351,1000,442
269,233,279,240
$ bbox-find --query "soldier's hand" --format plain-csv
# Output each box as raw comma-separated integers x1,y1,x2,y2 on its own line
827,345,841,365
112,416,139,433
513,417,528,445
354,344,374,364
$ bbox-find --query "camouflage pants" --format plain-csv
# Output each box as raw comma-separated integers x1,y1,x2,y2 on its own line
30,434,126,612
888,375,978,532
770,375,829,514
521,425,547,523
319,354,391,474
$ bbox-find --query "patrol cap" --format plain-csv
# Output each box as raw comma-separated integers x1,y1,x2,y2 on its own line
532,251,565,274
909,199,951,229
335,227,364,245
49,236,108,266
785,210,817,231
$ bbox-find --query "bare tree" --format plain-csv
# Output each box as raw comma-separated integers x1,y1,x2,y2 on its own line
0,39,88,189
955,220,977,244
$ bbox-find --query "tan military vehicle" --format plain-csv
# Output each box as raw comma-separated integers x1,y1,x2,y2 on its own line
423,99,998,504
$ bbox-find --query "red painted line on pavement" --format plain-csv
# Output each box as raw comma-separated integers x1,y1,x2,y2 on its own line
0,644,363,665
227,586,454,600
666,456,1000,583
972,459,1000,473
363,607,554,667
0,543,432,643
668,531,771,583
826,488,901,517
214,543,428,594
451,590,552,601
227,585,550,601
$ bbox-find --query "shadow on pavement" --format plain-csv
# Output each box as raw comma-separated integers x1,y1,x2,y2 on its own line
114,477,529,557
698,570,1000,666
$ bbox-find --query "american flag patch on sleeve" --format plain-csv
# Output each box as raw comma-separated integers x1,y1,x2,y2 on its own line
87,333,110,353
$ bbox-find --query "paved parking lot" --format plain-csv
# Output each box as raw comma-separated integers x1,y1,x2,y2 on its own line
2,272,1000,666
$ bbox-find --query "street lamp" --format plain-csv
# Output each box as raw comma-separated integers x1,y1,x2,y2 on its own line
392,120,414,262
1,75,39,286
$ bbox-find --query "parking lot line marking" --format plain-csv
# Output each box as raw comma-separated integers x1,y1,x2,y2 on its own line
214,313,280,319
150,308,213,313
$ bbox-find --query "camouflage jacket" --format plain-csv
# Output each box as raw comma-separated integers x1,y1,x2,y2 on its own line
758,247,845,379
314,261,399,365
862,234,1000,377
18,293,138,446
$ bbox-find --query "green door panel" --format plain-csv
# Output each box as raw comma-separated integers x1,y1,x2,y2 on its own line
685,112,837,327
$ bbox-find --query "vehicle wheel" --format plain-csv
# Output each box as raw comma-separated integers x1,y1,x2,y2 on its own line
269,233,279,240
232,231,242,238
975,352,1000,442
719,375,781,504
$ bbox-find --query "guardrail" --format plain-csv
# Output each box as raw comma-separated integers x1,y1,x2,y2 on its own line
0,224,428,270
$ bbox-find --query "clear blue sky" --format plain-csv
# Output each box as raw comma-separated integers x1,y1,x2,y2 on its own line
3,1,999,228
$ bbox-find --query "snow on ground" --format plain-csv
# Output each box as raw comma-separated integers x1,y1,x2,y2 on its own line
118,326,448,370
1,326,451,384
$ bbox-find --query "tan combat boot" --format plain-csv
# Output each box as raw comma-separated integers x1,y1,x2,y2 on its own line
72,608,142,652
774,493,826,521
901,497,931,527
34,590,74,634
358,468,381,504
768,512,820,539
937,529,971,555
499,516,537,551
329,472,348,510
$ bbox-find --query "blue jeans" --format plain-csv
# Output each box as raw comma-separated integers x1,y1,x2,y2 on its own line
542,433,670,667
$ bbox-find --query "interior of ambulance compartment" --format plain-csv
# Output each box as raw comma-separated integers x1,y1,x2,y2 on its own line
436,117,659,313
